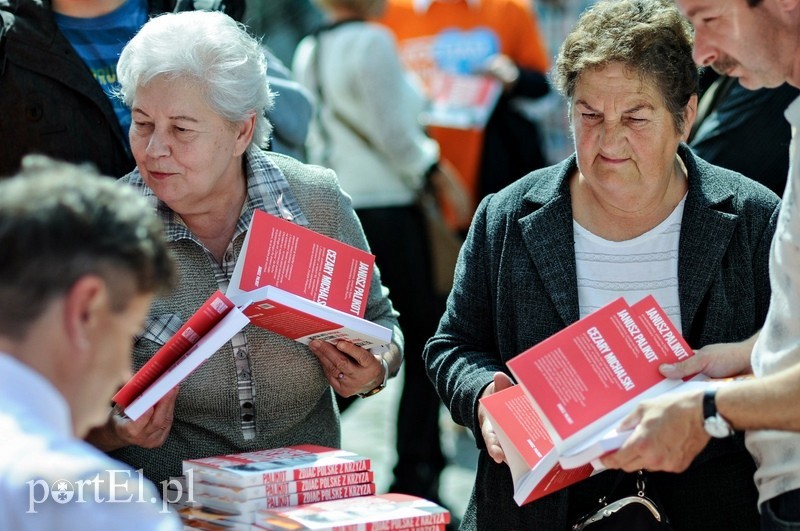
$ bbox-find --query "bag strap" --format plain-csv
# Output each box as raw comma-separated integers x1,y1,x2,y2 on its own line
309,19,375,161
310,22,439,202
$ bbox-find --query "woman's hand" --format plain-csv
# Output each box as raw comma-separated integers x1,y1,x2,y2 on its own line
309,339,387,397
478,372,515,465
85,386,179,452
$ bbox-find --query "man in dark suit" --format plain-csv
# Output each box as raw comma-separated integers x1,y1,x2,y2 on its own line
689,71,798,197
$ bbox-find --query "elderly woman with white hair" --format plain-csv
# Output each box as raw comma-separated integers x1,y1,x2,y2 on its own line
85,10,402,485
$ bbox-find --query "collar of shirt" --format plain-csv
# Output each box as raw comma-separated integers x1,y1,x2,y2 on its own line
124,146,309,248
0,353,72,439
785,94,800,128
413,0,480,13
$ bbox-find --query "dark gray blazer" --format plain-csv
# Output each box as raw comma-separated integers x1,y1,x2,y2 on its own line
425,145,780,530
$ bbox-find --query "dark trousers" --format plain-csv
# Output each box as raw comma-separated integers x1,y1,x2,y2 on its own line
762,488,800,530
344,204,447,500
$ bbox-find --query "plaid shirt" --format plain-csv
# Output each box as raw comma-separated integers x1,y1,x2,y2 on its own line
124,146,309,439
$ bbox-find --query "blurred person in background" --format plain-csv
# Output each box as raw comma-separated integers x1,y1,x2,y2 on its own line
293,0,470,513
376,0,552,232
526,0,596,165
0,0,312,177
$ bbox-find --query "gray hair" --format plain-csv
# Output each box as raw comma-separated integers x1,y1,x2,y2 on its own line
0,156,177,338
116,10,274,149
555,0,698,133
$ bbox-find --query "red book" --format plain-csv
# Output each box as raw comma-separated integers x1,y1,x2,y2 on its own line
251,493,450,530
227,210,391,349
112,291,249,420
394,36,502,129
194,471,376,500
181,506,444,530
110,211,392,419
183,445,372,488
507,296,707,469
196,483,377,514
229,210,375,318
232,285,391,350
480,385,597,506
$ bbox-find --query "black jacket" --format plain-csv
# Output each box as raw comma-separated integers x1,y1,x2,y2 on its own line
0,0,310,178
0,0,178,177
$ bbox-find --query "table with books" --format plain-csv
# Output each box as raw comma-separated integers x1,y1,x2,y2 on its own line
173,444,450,530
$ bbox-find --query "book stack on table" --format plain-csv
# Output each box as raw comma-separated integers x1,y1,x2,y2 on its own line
177,444,377,529
250,492,450,530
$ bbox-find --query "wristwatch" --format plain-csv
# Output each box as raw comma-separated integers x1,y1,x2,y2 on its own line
358,357,390,398
703,388,734,438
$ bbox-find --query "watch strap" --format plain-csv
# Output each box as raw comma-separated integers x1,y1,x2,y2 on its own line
703,388,734,437
702,388,718,420
358,356,389,398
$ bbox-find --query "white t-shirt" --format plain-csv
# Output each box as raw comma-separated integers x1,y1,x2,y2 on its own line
0,354,181,531
747,95,800,508
574,195,686,330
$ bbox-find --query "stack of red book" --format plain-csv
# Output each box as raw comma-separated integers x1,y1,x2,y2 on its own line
179,444,376,529
251,492,450,530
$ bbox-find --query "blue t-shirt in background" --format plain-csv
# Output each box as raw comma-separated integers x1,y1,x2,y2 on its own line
55,0,148,151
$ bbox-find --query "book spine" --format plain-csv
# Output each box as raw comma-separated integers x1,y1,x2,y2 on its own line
263,471,375,496
122,307,250,421
263,482,376,509
353,513,450,531
113,290,234,407
260,459,372,484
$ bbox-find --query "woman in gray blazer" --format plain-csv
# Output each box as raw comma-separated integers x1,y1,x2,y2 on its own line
424,0,780,529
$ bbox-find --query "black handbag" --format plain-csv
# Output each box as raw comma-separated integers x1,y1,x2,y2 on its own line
572,471,673,530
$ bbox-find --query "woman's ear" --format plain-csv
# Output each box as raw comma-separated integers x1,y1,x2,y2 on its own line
681,93,699,142
234,112,257,156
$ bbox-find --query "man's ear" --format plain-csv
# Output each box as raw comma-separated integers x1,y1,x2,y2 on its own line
776,0,800,14
681,93,699,142
63,275,108,355
233,113,256,157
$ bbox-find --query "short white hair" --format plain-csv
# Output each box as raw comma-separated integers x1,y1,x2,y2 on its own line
116,10,274,148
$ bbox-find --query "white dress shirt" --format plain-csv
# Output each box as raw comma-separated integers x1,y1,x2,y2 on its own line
747,96,800,508
0,353,182,530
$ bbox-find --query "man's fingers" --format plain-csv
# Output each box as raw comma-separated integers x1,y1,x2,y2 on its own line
659,356,704,379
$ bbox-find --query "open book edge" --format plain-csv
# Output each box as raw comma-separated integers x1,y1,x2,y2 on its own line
123,307,250,421
480,385,597,506
556,375,715,469
230,285,391,349
507,295,700,469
